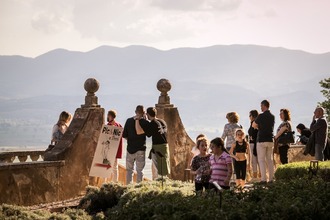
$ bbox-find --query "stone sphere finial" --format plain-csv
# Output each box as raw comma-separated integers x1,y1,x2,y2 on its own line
157,78,171,95
157,78,172,105
84,78,100,95
82,78,100,108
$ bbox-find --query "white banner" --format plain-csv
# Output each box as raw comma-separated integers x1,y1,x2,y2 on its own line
89,125,123,178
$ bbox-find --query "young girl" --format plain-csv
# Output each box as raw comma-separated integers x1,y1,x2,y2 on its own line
190,137,211,192
209,137,233,190
230,129,251,187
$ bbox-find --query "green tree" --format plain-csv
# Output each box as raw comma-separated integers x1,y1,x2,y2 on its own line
319,77,330,132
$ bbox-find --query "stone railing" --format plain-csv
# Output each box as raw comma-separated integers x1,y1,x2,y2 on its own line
0,150,45,163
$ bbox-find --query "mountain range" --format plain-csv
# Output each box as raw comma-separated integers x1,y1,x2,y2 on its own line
0,45,329,147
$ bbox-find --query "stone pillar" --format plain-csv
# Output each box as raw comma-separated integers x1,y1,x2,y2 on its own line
155,79,195,181
44,78,104,199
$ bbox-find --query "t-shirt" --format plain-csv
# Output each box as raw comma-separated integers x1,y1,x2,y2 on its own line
142,118,168,145
209,152,232,186
255,110,275,142
191,154,211,183
122,117,147,154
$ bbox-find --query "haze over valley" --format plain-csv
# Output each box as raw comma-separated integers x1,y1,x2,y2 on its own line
0,45,329,147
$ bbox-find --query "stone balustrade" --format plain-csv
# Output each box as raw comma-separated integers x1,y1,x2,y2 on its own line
0,150,45,163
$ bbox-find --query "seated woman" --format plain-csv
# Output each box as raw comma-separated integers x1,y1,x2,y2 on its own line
296,123,312,145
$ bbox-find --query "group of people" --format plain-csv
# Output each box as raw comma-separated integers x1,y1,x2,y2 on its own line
51,99,328,189
190,100,329,191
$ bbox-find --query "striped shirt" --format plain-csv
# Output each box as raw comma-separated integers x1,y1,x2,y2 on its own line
209,152,232,186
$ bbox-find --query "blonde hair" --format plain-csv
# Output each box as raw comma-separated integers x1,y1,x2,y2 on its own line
226,112,240,123
57,111,72,125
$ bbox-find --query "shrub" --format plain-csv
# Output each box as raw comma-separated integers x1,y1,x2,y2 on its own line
78,183,127,215
275,161,330,181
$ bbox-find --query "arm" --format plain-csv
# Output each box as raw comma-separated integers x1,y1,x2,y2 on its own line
274,125,288,139
246,142,251,170
221,124,228,140
224,162,233,186
252,121,258,129
135,119,145,135
310,119,326,133
229,143,238,160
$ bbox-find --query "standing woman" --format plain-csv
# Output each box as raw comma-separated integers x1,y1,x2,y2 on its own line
51,111,72,144
221,112,242,152
107,110,123,182
274,108,293,164
248,110,259,180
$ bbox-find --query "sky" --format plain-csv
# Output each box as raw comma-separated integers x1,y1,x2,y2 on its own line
1,0,330,58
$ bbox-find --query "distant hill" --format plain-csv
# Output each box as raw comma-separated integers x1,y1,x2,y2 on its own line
0,45,329,146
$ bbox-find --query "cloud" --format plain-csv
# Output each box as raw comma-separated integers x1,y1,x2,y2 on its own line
30,1,73,34
70,0,198,43
31,11,71,34
150,0,242,11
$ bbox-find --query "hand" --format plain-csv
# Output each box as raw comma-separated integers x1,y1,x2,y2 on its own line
224,178,230,185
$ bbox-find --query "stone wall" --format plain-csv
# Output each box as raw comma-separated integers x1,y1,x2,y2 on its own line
156,106,195,180
0,161,64,205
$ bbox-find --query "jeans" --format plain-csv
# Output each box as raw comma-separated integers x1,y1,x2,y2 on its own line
257,142,274,182
126,150,146,184
315,143,325,161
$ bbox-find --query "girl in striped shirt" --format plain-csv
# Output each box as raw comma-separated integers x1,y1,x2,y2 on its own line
209,137,233,190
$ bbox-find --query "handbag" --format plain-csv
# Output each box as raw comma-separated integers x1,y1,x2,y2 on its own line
278,131,295,144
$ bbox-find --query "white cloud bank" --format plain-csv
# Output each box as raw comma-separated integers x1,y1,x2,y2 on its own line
1,0,330,57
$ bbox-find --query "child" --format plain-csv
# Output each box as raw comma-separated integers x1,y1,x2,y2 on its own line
209,137,233,190
190,137,211,192
229,129,251,187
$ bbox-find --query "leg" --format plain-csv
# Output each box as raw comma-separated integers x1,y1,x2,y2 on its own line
151,151,158,180
195,182,203,192
241,160,247,186
126,152,135,185
265,142,274,182
279,145,289,164
257,142,267,182
111,159,118,182
315,144,324,161
135,150,146,183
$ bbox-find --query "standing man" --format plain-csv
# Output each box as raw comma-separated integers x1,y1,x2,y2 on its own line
310,107,328,161
136,107,171,180
252,100,275,183
122,105,148,184
106,109,123,182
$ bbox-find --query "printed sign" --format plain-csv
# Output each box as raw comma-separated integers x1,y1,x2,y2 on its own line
89,125,123,178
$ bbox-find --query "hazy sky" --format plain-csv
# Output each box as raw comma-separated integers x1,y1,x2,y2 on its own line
1,0,330,57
